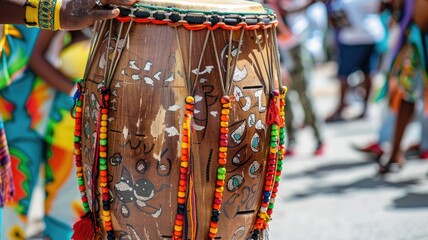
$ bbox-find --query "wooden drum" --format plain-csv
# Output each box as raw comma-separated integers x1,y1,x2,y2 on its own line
72,0,287,239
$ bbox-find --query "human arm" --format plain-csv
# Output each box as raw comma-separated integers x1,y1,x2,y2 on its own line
29,30,74,94
0,0,136,30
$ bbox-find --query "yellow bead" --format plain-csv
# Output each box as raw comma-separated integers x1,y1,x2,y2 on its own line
178,191,186,198
174,225,183,231
75,107,82,113
101,121,107,127
220,121,228,128
181,162,188,168
181,142,188,149
100,127,107,133
103,210,110,216
100,152,107,158
219,147,227,153
103,215,111,222
209,227,218,234
215,186,224,193
100,182,107,187
73,149,80,155
101,115,108,121
222,103,231,108
221,109,230,115
186,96,195,103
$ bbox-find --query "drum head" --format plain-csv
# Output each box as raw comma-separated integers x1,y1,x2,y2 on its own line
136,0,266,13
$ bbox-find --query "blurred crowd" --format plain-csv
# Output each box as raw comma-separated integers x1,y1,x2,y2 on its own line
0,0,428,239
267,0,428,176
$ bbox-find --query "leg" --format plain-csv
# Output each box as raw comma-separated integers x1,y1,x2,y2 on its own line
359,73,372,118
325,76,348,122
379,99,414,174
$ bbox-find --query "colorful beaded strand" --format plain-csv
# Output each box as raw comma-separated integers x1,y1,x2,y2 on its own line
251,90,280,239
208,96,231,240
73,80,90,213
98,87,114,240
267,87,287,218
173,96,195,240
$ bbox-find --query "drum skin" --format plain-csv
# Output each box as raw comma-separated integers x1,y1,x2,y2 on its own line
81,8,280,240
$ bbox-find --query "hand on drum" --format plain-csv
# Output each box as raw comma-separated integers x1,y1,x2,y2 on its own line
60,0,137,30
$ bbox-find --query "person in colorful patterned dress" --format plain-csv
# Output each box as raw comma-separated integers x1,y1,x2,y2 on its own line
1,28,90,239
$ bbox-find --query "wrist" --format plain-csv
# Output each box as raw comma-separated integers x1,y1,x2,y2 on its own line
25,0,62,30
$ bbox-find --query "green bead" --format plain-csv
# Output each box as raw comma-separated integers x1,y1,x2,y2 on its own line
217,174,225,180
269,203,275,209
74,136,81,142
76,100,83,106
100,158,107,165
277,166,283,171
100,164,107,170
270,142,278,147
280,140,285,145
280,128,285,133
100,139,107,145
271,125,278,130
275,176,281,182
78,178,84,186
217,167,226,174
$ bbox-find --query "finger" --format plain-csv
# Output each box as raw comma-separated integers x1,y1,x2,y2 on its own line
101,0,136,6
88,8,120,21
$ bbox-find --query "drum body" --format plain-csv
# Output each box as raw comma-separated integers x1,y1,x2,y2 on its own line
75,1,284,239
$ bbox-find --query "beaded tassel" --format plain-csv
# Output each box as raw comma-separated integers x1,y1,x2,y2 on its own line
98,87,114,240
73,81,90,213
251,90,281,240
173,96,195,240
208,96,231,240
267,87,287,219
72,80,96,240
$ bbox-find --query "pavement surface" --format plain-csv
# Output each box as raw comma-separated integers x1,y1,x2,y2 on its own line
27,63,428,240
268,63,428,240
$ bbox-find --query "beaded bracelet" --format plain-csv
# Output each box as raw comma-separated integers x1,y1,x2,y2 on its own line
25,0,62,30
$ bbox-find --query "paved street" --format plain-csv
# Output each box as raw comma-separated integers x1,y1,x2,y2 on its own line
269,63,428,240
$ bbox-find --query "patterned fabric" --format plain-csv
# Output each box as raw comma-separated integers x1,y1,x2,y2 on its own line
0,29,87,239
0,119,12,207
0,25,39,207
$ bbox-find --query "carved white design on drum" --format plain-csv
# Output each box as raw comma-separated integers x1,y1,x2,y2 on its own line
248,160,262,179
154,72,161,81
234,86,251,112
254,89,266,112
110,98,117,111
167,105,181,111
227,175,244,192
230,120,246,144
232,66,248,82
143,76,154,85
192,65,213,75
248,114,256,128
144,61,152,71
255,120,265,130
129,60,140,70
194,95,203,103
165,73,174,82
231,226,246,240
210,111,218,117
122,126,129,140
192,123,205,131
165,126,179,137
132,74,141,81
200,78,208,83
194,109,200,114
250,132,260,152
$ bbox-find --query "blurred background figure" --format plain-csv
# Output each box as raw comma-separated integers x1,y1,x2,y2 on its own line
269,0,326,156
1,28,89,239
325,0,385,122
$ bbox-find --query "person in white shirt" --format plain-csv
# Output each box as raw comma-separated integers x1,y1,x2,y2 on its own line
326,0,385,122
